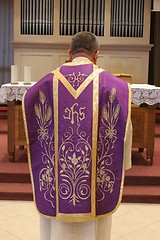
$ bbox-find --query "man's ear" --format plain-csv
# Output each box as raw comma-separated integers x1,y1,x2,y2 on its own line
93,50,99,64
95,50,99,60
68,49,72,62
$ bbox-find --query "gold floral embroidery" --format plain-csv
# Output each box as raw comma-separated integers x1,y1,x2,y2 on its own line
34,90,55,208
59,103,91,206
65,72,88,87
97,88,120,201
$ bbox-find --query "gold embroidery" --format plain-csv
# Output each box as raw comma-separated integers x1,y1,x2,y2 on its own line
102,88,120,146
34,90,55,208
97,88,120,201
34,90,52,145
91,72,99,218
53,75,59,217
52,65,102,220
52,67,103,99
59,104,91,206
65,72,88,87
63,103,86,125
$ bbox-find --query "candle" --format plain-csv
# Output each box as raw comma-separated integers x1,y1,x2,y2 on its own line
24,65,31,84
11,65,18,84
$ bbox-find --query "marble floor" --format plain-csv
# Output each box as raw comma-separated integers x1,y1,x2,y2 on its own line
0,201,160,240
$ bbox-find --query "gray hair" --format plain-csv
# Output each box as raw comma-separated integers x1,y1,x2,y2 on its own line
70,32,100,55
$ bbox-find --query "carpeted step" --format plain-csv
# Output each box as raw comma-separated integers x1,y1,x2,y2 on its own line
0,183,33,201
0,105,7,120
0,162,31,183
0,118,7,133
124,166,160,186
0,162,32,201
122,185,160,203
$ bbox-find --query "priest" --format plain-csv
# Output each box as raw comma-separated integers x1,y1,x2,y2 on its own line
22,31,132,240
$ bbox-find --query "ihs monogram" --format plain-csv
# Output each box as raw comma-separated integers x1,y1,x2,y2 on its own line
63,103,86,125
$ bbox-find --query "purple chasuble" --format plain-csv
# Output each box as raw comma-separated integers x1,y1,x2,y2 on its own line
22,61,131,222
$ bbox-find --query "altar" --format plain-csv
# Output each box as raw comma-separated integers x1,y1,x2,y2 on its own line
131,84,160,165
0,83,160,165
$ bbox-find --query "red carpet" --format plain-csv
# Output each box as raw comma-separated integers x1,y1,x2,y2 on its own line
0,111,160,202
123,120,160,203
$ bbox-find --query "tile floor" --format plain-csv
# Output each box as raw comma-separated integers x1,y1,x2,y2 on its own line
0,200,160,240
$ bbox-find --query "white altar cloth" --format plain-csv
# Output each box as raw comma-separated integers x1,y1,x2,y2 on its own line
0,83,160,106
